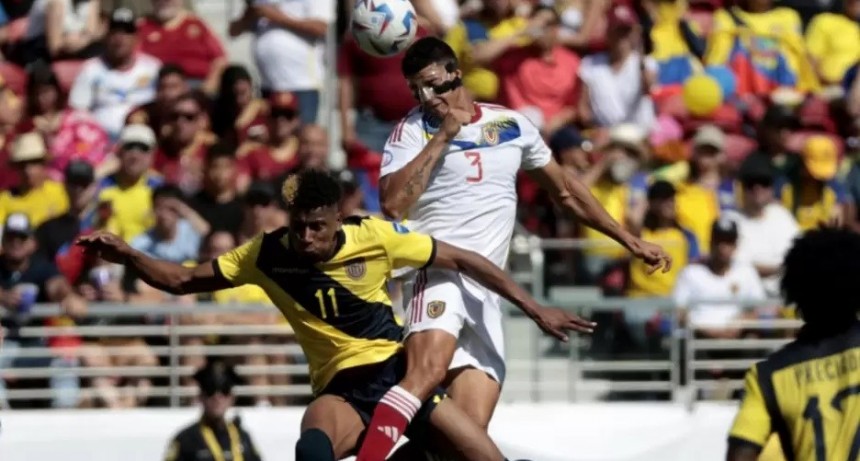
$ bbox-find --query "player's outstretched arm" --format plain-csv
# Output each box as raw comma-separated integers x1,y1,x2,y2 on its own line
76,231,232,296
431,240,595,340
529,159,672,274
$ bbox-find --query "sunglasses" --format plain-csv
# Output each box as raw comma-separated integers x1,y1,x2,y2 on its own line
200,385,232,398
272,109,297,120
742,177,773,189
122,142,152,152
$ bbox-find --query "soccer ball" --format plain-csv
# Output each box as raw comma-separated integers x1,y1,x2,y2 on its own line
351,0,418,57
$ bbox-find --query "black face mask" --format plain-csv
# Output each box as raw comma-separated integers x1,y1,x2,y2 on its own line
413,77,463,101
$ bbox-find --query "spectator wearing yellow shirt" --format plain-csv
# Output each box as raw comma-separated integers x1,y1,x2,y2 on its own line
675,125,724,253
444,0,533,101
628,180,700,298
776,135,852,231
96,125,163,242
577,124,648,285
0,132,69,229
805,0,860,87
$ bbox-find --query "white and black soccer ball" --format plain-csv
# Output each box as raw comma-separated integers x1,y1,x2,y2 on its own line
351,0,418,57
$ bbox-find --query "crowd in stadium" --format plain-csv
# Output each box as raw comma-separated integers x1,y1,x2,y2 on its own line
0,0,857,409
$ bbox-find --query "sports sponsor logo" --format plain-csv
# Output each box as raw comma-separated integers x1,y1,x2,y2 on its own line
392,222,410,234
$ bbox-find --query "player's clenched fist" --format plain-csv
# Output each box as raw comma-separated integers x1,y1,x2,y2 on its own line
439,107,473,141
76,231,133,264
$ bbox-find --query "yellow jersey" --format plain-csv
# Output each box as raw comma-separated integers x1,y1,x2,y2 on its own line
729,321,860,461
97,173,163,242
627,226,699,298
214,216,436,394
777,179,847,232
675,182,719,252
0,180,69,228
805,13,860,85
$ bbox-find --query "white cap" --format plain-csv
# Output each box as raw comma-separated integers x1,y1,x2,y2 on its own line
608,123,647,157
119,124,157,149
10,132,47,163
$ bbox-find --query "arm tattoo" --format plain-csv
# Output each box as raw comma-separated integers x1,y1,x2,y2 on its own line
404,154,437,198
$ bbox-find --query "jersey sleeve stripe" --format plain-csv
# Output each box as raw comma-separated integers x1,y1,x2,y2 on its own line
727,436,764,452
389,119,406,144
756,363,797,461
410,269,427,325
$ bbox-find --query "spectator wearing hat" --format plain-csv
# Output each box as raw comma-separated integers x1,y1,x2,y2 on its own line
35,160,100,276
776,135,851,231
0,132,69,228
137,0,227,93
235,92,302,190
577,124,649,285
190,145,245,236
628,180,699,298
96,124,162,242
0,212,87,409
163,360,262,461
20,63,110,182
228,0,332,124
674,125,725,252
672,218,766,341
69,7,161,140
154,91,217,195
211,65,269,146
494,6,580,138
724,154,800,297
577,3,657,131
126,64,190,142
19,0,103,64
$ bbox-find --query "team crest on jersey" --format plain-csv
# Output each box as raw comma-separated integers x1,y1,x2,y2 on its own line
147,31,161,42
427,301,446,318
345,258,367,280
187,24,201,38
482,125,499,146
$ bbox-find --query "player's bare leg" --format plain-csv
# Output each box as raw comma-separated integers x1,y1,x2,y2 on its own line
355,330,458,461
297,395,365,461
444,367,501,429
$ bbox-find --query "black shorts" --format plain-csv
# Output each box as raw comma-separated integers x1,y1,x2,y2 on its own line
318,352,445,441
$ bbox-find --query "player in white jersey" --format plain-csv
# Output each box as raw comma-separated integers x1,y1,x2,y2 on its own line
354,37,672,461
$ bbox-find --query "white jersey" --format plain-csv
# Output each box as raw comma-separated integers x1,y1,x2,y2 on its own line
381,103,552,271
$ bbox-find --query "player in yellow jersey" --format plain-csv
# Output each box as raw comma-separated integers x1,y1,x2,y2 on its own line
77,169,591,461
727,228,860,461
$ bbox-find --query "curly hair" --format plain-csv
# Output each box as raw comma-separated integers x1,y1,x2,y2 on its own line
281,169,342,212
781,228,860,326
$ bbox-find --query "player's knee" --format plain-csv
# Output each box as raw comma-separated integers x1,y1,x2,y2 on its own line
295,428,335,461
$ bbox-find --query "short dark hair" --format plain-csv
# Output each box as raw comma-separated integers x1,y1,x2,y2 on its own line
157,64,186,82
152,184,184,203
647,180,676,201
402,37,458,77
205,142,236,164
781,229,860,328
281,169,342,212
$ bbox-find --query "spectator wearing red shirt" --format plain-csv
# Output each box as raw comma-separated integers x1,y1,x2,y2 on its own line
211,65,268,146
236,92,300,190
0,76,23,190
337,29,429,213
137,0,227,94
154,91,216,194
495,6,580,138
126,64,189,142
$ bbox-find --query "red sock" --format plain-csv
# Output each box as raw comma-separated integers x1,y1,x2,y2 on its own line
356,385,421,461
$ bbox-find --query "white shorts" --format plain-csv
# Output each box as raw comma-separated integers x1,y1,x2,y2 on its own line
402,269,506,384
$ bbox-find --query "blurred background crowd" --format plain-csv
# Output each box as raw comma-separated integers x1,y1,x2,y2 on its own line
0,0,856,409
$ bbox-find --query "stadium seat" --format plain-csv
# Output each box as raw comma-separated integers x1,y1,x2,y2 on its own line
52,60,85,94
4,17,29,44
723,134,757,167
0,61,26,95
798,97,836,133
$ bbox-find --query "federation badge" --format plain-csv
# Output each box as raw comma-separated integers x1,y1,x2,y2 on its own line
188,24,201,38
427,300,446,318
482,125,499,146
147,31,161,42
346,258,367,280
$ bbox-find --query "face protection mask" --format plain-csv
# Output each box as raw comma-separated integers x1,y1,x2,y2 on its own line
610,157,637,183
413,77,463,103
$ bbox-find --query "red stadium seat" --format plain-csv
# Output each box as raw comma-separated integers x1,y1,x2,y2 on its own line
52,60,85,94
0,61,26,95
4,17,29,44
689,0,723,10
798,97,836,133
654,90,687,119
723,134,757,168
